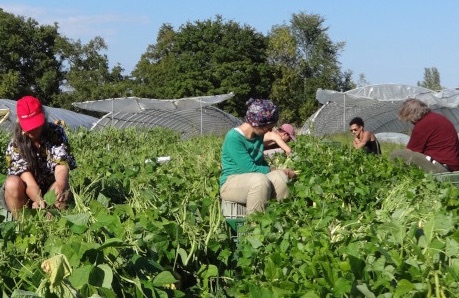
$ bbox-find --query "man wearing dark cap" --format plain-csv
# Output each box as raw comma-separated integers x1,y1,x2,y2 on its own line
263,123,296,157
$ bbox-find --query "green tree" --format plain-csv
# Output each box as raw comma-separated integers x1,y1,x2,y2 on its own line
132,15,272,117
267,12,354,124
132,24,178,98
0,9,65,103
417,67,442,90
54,36,132,109
267,25,304,123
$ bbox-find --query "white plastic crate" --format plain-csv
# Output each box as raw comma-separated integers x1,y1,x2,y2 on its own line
433,171,459,187
221,200,246,218
221,200,246,242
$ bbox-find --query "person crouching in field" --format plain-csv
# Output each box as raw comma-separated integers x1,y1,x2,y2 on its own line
263,123,296,157
219,98,296,214
349,117,381,154
390,98,459,173
0,96,77,219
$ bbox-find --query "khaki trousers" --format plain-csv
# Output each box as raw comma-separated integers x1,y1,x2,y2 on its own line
390,149,449,173
220,170,289,214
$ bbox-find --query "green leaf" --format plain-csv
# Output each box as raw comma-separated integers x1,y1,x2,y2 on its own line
301,292,321,298
70,224,87,234
177,248,188,265
43,189,57,206
371,256,386,272
152,271,177,287
64,213,90,226
280,239,290,252
394,279,414,297
97,264,113,289
154,289,169,298
68,265,92,289
356,283,376,298
96,287,118,298
264,259,278,280
448,259,459,279
89,264,113,288
333,278,352,296
197,264,218,279
247,237,264,249
248,284,274,298
96,192,110,207
348,255,365,280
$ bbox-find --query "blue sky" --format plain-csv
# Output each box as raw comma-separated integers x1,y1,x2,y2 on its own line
1,0,458,89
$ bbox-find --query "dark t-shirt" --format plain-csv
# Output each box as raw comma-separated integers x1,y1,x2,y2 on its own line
407,112,459,171
364,139,381,154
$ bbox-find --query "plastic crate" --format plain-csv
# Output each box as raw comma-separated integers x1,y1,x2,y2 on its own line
433,171,459,186
221,200,246,241
221,200,246,219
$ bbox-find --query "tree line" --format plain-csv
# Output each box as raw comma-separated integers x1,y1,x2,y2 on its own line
1,9,361,125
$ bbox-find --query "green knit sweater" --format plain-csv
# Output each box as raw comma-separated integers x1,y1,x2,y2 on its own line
219,128,270,187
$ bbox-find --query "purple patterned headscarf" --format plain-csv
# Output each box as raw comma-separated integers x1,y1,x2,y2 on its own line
244,98,279,127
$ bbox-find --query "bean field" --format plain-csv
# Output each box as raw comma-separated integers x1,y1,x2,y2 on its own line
0,128,459,297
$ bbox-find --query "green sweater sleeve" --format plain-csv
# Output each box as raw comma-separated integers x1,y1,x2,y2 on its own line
219,129,270,186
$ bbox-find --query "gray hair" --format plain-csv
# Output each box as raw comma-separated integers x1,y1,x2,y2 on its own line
398,98,430,124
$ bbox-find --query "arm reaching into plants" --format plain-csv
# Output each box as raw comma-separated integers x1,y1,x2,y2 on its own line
50,164,70,209
264,131,292,155
282,168,297,180
19,171,45,209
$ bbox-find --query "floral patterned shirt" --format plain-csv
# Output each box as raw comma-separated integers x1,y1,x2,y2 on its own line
6,122,77,189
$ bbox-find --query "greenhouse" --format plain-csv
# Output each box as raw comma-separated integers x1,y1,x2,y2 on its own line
300,84,459,137
72,93,242,138
0,93,242,138
0,98,97,132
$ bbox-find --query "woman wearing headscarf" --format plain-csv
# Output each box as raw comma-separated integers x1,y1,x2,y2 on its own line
0,96,76,218
219,98,296,214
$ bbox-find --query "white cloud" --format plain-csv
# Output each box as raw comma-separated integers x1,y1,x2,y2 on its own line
1,4,149,41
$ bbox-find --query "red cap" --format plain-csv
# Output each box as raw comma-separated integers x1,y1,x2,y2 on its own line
16,96,45,132
280,123,296,141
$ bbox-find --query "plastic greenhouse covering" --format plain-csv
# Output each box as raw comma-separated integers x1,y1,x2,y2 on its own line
300,84,459,137
0,98,97,132
72,93,242,138
374,132,410,146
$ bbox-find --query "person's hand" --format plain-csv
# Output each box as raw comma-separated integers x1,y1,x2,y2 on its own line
283,168,297,180
50,182,70,204
54,201,67,210
32,199,46,209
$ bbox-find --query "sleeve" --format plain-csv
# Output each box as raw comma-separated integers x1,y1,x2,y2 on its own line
5,139,29,176
224,132,270,174
49,126,77,170
406,125,426,153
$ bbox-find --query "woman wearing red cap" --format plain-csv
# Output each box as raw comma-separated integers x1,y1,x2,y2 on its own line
219,98,296,214
0,96,76,218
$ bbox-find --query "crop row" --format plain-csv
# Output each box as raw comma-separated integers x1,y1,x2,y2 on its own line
0,128,458,297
